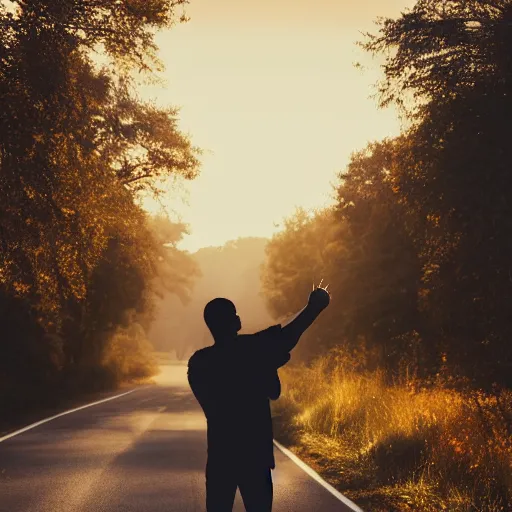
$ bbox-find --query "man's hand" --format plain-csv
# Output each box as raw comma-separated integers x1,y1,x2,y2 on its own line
308,281,331,312
281,280,331,352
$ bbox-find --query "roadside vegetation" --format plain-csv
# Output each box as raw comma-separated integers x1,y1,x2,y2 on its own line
273,350,512,511
0,1,199,418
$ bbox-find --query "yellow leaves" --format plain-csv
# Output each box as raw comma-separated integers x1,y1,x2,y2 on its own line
24,186,36,200
418,287,430,298
60,207,76,216
55,243,88,300
426,213,441,227
13,281,31,295
37,271,52,283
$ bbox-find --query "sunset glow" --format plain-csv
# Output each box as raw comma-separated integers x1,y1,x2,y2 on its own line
141,0,414,252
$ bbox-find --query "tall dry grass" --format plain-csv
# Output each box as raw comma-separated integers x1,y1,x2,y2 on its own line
273,351,512,511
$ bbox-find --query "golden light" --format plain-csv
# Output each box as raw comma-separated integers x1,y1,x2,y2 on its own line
141,0,414,252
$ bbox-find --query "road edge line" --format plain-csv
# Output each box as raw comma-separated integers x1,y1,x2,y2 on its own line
273,440,365,512
0,387,145,444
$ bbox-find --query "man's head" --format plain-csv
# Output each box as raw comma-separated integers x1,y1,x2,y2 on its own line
203,298,242,341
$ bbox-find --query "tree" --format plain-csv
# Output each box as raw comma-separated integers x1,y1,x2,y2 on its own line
363,0,512,388
262,208,347,361
262,142,424,372
0,0,200,409
148,215,201,305
335,139,424,376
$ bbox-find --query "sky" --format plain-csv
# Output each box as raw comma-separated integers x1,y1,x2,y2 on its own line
140,0,414,252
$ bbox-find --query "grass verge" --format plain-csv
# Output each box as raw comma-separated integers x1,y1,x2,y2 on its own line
272,353,512,511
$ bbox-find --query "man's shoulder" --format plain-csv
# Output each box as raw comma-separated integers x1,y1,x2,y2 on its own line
238,324,290,366
240,324,282,342
236,325,284,354
188,346,215,369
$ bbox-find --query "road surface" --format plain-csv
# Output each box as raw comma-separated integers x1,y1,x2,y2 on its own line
0,362,361,512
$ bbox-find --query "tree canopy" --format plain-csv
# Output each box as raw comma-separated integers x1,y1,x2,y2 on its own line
0,0,200,410
262,0,512,389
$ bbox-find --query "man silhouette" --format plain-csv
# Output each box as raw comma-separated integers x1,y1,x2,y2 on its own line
187,283,331,511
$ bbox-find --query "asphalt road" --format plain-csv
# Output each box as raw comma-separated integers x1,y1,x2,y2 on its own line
0,362,360,512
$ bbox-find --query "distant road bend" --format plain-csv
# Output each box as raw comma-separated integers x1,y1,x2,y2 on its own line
0,361,363,512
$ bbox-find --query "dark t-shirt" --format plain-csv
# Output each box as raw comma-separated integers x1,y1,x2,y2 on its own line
187,325,290,469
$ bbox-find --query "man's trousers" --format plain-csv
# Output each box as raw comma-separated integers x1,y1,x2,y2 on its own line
205,460,273,512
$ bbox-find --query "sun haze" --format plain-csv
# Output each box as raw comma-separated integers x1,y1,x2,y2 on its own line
141,0,414,252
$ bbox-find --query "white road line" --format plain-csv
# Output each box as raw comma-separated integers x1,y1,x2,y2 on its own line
0,387,146,444
273,440,365,512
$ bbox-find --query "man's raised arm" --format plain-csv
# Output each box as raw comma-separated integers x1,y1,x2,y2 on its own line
280,284,331,353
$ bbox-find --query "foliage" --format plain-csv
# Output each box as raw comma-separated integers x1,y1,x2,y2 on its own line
362,0,512,388
0,0,199,411
263,0,512,389
273,350,512,511
262,142,424,371
262,208,346,361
